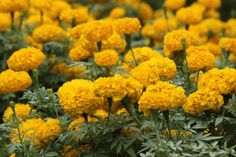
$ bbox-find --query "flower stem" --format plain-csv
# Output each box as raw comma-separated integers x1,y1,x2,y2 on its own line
106,97,113,125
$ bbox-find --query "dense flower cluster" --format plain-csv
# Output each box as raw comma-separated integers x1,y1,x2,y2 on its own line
219,38,236,54
3,103,34,122
0,70,32,94
7,47,46,71
10,118,61,146
0,0,28,12
139,81,186,115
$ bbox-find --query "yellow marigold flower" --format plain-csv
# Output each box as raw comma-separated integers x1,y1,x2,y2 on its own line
124,47,163,65
186,46,215,72
205,42,221,56
109,7,126,19
58,79,104,117
25,35,43,50
141,24,156,39
205,9,220,19
219,38,236,55
0,13,11,31
130,57,176,86
138,81,186,115
189,23,208,38
68,23,88,39
3,103,34,122
85,20,113,42
7,47,46,72
183,88,224,115
114,18,141,35
138,2,154,20
30,0,53,11
153,18,178,38
198,0,221,9
201,18,224,35
9,153,16,157
46,0,71,19
32,24,66,43
164,0,186,10
23,14,56,27
163,29,199,57
125,77,143,103
225,19,236,37
176,7,203,25
0,69,32,94
69,46,91,61
198,68,236,95
0,0,28,12
102,32,127,53
60,7,90,25
94,75,128,102
94,50,119,67
10,118,61,146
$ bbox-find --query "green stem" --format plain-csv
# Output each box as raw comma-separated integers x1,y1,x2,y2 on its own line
106,97,113,125
163,110,171,139
121,97,141,126
221,48,230,68
181,38,191,93
150,109,161,142
32,69,44,106
48,89,59,118
40,11,43,25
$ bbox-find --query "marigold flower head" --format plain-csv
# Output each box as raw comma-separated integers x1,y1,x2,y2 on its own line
23,14,56,27
3,103,34,122
205,42,221,56
138,81,186,115
141,24,156,39
163,29,199,57
102,32,126,53
7,47,46,72
69,116,96,132
46,0,71,19
183,88,224,115
69,46,91,61
0,69,32,94
109,7,126,19
0,0,28,12
94,50,119,67
60,7,90,25
94,75,128,102
176,6,203,25
113,18,141,35
205,9,220,19
124,47,163,65
201,18,224,35
186,46,215,72
58,79,104,117
10,118,61,146
125,77,143,103
198,0,221,9
0,13,11,31
32,24,66,43
164,0,186,10
130,57,176,86
138,2,153,20
30,0,53,11
225,19,236,37
219,37,236,55
198,68,236,95
94,109,108,119
153,18,178,39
